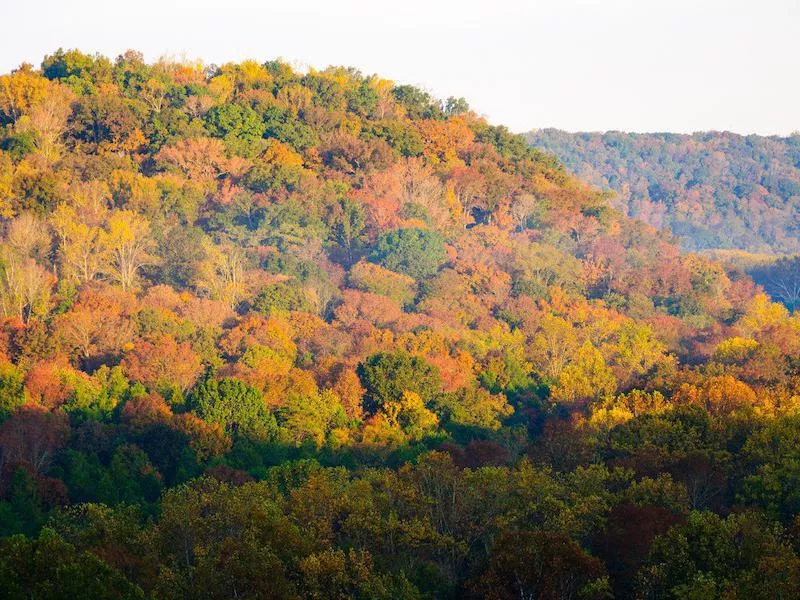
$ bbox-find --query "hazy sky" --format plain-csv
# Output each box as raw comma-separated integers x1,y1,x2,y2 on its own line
2,0,798,135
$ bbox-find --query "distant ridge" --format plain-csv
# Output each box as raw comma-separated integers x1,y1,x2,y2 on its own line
528,128,800,254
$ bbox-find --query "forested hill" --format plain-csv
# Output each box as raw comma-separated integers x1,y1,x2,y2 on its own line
1,50,800,599
527,129,800,253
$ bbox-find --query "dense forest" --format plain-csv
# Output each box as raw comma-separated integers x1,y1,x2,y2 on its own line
0,49,799,599
528,129,800,253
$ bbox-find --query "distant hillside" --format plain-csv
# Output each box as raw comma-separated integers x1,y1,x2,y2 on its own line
528,129,800,253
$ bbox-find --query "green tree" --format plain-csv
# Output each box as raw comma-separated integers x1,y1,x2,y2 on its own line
0,362,26,421
106,444,163,505
391,85,443,119
252,281,311,315
188,377,277,441
365,120,424,157
371,227,447,280
740,415,800,522
151,478,300,599
277,390,347,447
330,197,367,265
203,103,266,157
0,529,144,599
637,511,800,599
444,96,470,116
357,351,442,415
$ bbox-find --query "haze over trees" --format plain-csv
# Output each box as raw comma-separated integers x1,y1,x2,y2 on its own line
528,129,800,254
0,49,799,598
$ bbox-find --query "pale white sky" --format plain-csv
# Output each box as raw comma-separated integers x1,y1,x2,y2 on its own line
2,0,798,135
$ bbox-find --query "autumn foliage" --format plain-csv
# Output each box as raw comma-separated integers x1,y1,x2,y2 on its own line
0,50,797,598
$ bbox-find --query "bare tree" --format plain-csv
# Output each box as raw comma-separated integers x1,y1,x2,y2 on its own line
750,256,800,312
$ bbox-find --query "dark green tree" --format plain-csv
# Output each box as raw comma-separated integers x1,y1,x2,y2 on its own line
357,351,441,415
444,96,470,117
188,378,277,441
330,197,367,265
371,227,447,280
391,85,443,119
203,103,266,157
0,529,144,599
637,511,800,599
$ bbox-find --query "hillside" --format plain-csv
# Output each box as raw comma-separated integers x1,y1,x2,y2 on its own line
0,50,800,599
528,129,800,253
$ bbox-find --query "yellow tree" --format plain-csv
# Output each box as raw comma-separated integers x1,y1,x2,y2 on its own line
20,82,75,164
551,341,617,406
589,389,669,433
194,240,246,308
102,210,155,290
222,59,272,93
529,315,580,380
208,73,234,103
0,64,49,123
368,76,396,119
381,390,439,441
139,77,168,113
0,151,13,218
601,320,669,389
738,293,790,335
0,248,53,321
5,213,51,262
51,204,109,284
66,179,111,225
276,84,313,115
0,214,53,320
